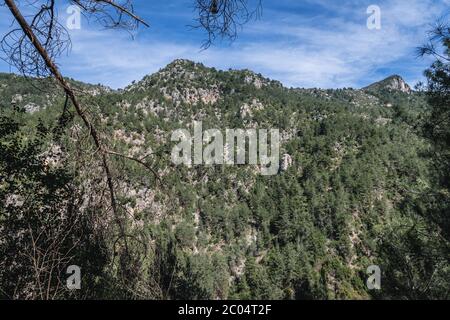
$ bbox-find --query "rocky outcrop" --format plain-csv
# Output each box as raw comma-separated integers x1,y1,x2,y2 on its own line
363,75,412,94
280,154,293,172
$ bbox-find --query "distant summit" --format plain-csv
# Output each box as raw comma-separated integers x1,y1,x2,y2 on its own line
124,59,278,93
363,75,412,94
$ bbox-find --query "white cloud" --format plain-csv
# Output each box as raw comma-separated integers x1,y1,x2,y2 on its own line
2,0,447,89
60,29,199,87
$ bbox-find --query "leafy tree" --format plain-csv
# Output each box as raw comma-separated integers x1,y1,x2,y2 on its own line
0,107,109,299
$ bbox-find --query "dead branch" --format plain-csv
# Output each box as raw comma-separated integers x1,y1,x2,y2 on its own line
3,0,130,257
106,149,162,183
71,0,149,29
193,0,262,48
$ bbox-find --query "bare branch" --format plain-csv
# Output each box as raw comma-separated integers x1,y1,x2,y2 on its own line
71,0,149,29
192,0,262,48
3,0,130,257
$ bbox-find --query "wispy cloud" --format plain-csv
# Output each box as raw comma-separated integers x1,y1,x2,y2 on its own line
1,0,448,89
61,29,198,88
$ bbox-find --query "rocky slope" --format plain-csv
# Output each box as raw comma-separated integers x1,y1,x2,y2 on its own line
363,74,412,93
2,60,445,300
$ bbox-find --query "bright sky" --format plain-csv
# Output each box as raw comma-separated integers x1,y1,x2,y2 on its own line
0,0,449,89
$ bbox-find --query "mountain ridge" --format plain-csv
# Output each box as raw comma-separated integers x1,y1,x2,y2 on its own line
363,74,412,93
131,59,412,92
1,57,445,300
1,59,412,94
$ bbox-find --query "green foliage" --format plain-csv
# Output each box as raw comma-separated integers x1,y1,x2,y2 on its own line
0,108,109,299
0,58,448,300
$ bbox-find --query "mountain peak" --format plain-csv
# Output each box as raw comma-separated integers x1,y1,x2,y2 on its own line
125,59,280,92
364,75,412,93
124,59,211,91
165,59,199,69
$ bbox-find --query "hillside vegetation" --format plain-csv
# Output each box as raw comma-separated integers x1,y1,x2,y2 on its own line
0,60,448,299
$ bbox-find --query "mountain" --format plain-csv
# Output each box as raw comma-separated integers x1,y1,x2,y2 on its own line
363,75,412,93
1,60,448,300
0,73,111,113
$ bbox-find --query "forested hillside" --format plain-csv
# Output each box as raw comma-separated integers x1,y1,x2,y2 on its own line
0,59,448,299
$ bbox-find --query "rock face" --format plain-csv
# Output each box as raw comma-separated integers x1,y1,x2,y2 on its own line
280,154,293,172
24,103,41,113
11,94,23,104
363,75,412,94
240,98,264,118
384,75,412,93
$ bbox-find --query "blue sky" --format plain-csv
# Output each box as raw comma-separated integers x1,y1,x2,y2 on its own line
0,0,449,89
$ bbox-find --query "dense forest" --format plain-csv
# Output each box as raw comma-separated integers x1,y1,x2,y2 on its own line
0,54,448,299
